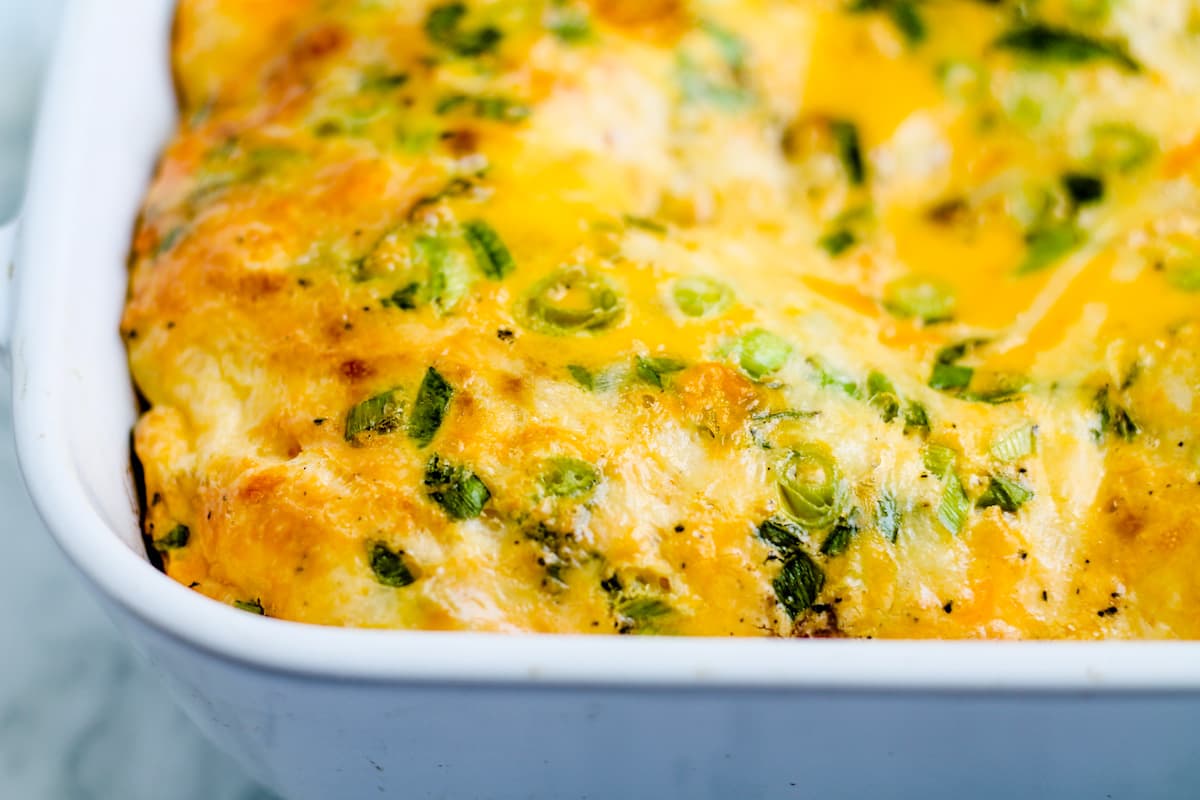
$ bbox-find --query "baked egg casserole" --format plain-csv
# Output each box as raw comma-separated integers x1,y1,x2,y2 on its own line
125,0,1200,638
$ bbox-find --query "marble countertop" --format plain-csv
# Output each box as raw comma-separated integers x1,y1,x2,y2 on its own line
0,4,268,797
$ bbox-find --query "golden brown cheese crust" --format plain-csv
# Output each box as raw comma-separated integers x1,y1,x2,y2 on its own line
126,0,1200,637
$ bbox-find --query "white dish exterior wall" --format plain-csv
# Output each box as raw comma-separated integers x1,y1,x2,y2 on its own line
106,594,1200,800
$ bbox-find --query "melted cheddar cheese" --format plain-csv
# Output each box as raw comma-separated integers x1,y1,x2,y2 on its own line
125,0,1200,638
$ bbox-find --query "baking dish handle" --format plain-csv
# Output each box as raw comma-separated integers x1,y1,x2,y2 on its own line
0,214,17,368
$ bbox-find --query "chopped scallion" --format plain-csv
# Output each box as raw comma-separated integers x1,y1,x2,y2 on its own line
806,357,863,399
1061,173,1104,206
1084,123,1154,173
1166,265,1200,293
540,457,600,498
830,120,866,185
923,444,957,478
777,443,845,530
1092,386,1140,443
876,492,900,543
567,364,595,390
381,283,420,310
463,220,515,280
1017,223,1082,275
624,214,667,234
546,6,591,42
415,234,471,313
867,371,901,423
904,401,931,436
737,329,792,380
993,24,1141,72
367,540,417,587
635,356,687,389
991,425,1036,462
848,0,926,45
976,476,1034,514
1112,407,1140,441
233,599,264,615
616,596,673,633
820,517,857,557
773,550,825,619
673,276,733,318
758,517,807,554
345,389,404,445
929,363,974,392
407,367,453,447
154,523,190,551
819,228,857,257
883,274,956,323
424,2,503,57
936,472,969,535
424,455,491,519
521,265,624,335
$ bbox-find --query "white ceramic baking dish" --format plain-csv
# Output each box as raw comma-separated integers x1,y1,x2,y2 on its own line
4,2,1200,797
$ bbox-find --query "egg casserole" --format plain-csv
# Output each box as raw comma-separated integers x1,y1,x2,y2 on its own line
125,0,1200,638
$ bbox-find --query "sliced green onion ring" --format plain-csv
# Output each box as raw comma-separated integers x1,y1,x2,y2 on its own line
1084,123,1155,173
923,444,957,478
883,274,957,323
976,475,1035,514
540,457,600,498
737,329,792,379
936,472,969,535
521,265,624,335
777,442,845,530
672,275,733,318
991,425,1036,462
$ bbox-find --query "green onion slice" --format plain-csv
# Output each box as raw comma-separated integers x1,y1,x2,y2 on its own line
407,367,453,448
867,371,900,423
1016,224,1083,275
1166,264,1200,293
876,492,900,543
992,24,1141,72
991,425,1036,462
424,455,492,519
819,228,857,257
424,2,502,57
154,523,190,551
616,596,673,631
936,472,969,535
737,329,792,379
345,389,404,445
883,274,957,323
540,457,600,498
777,443,845,530
463,220,515,279
672,276,733,318
1084,123,1154,173
773,550,825,619
820,517,857,557
758,517,807,554
233,599,265,615
635,355,687,389
903,401,931,436
521,265,624,335
976,475,1035,514
830,120,866,185
923,444,957,478
367,540,417,587
929,363,974,392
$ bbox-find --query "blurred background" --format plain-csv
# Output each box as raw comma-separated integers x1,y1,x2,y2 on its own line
0,3,270,797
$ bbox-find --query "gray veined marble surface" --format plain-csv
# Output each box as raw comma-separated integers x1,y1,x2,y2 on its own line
0,3,271,797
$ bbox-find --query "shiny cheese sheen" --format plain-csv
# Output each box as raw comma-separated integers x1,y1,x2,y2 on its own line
124,0,1200,638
